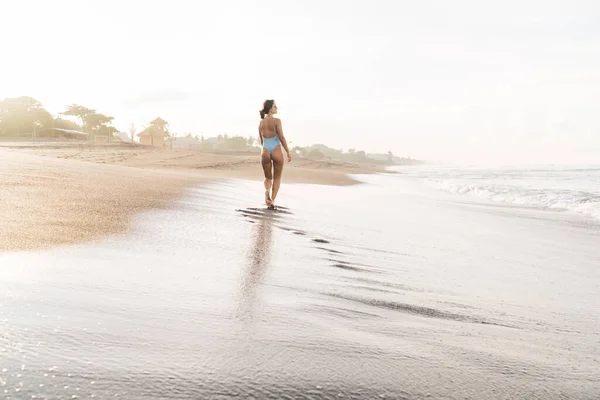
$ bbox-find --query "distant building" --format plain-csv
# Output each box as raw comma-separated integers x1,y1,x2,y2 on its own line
137,117,168,148
37,128,89,140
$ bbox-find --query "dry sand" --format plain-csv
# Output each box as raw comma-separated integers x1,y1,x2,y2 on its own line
0,141,387,252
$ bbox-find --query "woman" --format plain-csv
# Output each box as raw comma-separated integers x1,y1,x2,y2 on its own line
258,99,292,208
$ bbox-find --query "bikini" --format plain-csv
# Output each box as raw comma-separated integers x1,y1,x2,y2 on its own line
262,118,281,154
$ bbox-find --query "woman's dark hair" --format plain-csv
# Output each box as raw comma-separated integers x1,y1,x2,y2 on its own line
259,99,275,119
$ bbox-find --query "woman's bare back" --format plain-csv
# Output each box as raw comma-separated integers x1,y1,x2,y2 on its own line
259,116,278,139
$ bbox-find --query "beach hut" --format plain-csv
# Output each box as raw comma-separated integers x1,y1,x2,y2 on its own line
137,117,168,148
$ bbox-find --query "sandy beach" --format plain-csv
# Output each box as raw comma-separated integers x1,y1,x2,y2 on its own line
1,142,599,399
1,167,598,399
3,2,599,397
0,141,385,252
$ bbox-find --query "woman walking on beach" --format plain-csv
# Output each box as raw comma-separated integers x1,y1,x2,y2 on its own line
258,100,292,208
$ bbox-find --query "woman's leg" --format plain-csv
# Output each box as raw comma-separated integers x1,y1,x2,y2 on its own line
261,147,273,205
270,146,284,205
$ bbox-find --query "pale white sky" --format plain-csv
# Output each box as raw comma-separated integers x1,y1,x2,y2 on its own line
2,0,599,164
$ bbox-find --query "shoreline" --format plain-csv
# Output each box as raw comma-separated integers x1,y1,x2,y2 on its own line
0,143,387,252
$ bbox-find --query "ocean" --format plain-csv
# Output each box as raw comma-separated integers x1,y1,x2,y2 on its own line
1,165,599,399
401,164,600,222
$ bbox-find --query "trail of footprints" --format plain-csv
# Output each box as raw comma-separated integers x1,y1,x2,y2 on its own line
236,207,377,275
236,206,507,327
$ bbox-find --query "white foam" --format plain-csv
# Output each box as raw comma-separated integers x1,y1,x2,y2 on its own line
424,178,600,221
397,164,600,221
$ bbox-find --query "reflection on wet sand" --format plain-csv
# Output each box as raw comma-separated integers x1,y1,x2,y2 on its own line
236,215,274,322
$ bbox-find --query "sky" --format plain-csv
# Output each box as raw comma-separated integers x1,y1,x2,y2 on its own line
1,0,599,164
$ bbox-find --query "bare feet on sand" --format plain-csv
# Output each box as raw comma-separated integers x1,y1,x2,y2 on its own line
265,190,273,207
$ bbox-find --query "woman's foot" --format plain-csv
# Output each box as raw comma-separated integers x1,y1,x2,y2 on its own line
265,190,273,206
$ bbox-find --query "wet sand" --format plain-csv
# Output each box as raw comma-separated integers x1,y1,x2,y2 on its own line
0,142,385,252
4,142,597,399
1,177,598,399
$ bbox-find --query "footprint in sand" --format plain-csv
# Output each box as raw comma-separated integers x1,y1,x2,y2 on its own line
237,207,364,271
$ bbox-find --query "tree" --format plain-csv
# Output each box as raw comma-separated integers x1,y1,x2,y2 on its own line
307,148,325,159
129,123,136,144
84,113,115,141
292,145,309,157
62,104,95,129
85,113,113,130
226,136,249,151
199,139,214,151
0,96,45,115
0,96,52,136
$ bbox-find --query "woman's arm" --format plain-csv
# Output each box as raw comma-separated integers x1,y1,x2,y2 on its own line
258,122,263,145
276,118,292,162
